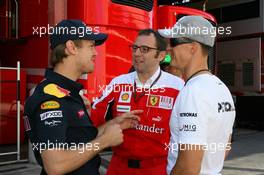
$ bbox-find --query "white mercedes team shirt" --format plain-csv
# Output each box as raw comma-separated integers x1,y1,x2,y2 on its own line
167,74,235,175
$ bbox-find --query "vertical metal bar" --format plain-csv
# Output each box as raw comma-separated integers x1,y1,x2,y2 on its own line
203,0,208,11
14,0,18,39
16,61,20,161
7,0,10,38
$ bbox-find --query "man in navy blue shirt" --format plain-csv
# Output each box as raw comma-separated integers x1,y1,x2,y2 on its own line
24,19,141,175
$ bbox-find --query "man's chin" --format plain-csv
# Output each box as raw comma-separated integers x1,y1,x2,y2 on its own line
135,69,144,74
82,71,92,75
85,68,94,74
134,66,144,73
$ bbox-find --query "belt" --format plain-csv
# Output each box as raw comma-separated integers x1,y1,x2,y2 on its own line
113,154,167,169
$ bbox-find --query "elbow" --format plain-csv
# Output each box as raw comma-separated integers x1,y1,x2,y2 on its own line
184,166,201,175
43,162,64,175
186,170,200,175
172,164,201,175
41,150,69,175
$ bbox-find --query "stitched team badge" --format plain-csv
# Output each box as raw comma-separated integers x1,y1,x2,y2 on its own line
160,96,174,109
40,110,63,121
23,115,31,131
147,95,174,109
116,105,131,112
43,84,70,98
147,95,160,107
122,93,129,101
118,91,132,103
77,110,85,118
41,101,60,109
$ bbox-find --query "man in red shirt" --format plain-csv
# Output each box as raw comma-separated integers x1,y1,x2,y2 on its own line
91,29,184,175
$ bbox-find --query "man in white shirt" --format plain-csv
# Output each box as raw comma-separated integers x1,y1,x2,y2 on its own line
159,16,236,175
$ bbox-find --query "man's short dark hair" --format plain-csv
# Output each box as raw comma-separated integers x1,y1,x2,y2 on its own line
138,29,167,51
50,40,83,67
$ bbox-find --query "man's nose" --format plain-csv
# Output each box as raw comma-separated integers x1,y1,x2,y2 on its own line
93,47,98,56
133,47,142,56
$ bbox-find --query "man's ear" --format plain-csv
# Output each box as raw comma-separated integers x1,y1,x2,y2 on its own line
190,42,199,55
158,51,166,62
65,40,77,55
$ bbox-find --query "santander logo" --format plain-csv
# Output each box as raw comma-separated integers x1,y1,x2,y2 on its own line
134,123,165,134
78,110,85,118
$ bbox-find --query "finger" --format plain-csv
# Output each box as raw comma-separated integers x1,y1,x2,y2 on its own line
129,115,140,121
119,119,134,129
121,114,140,121
130,110,143,115
131,120,138,127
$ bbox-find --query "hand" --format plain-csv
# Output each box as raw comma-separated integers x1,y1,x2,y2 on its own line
102,124,123,147
80,94,91,116
113,110,143,130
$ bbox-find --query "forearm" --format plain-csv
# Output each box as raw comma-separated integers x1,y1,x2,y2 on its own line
171,162,196,175
170,145,203,175
225,135,232,160
96,110,142,136
171,166,184,175
41,135,109,174
171,165,200,175
97,120,114,137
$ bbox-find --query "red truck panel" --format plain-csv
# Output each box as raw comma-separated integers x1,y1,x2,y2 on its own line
0,69,26,144
68,0,152,99
0,0,8,39
157,6,216,29
19,0,48,38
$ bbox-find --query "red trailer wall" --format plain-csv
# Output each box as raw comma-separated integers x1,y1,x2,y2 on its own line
68,0,152,99
0,69,26,144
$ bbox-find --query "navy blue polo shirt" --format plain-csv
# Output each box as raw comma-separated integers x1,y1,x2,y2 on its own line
24,69,100,175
